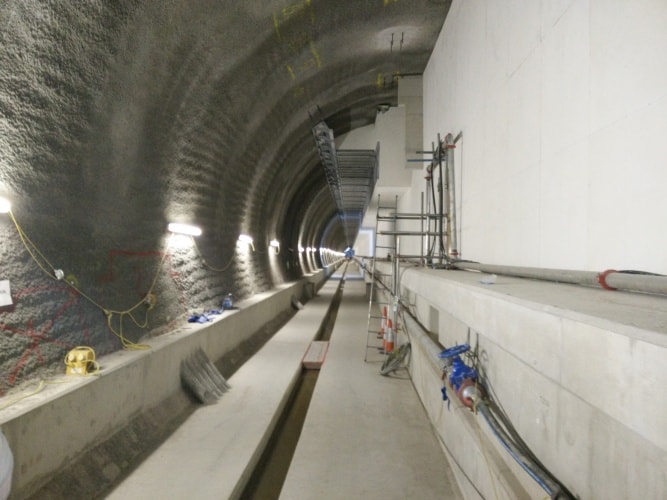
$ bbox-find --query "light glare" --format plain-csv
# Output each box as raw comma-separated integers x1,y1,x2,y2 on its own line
0,197,11,213
167,222,202,236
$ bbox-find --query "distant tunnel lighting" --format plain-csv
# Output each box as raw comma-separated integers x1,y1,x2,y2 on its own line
298,246,305,252
167,223,202,236
0,197,11,213
238,234,255,251
269,239,280,254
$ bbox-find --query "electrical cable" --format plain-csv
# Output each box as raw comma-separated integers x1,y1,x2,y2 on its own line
472,396,500,500
0,381,45,411
396,286,572,498
0,376,86,412
433,409,488,500
618,269,664,276
8,211,165,351
476,402,569,498
192,238,236,272
8,211,59,278
473,361,551,473
449,338,576,499
397,287,573,498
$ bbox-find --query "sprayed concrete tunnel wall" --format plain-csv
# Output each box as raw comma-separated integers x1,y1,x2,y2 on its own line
0,0,454,391
0,1,292,391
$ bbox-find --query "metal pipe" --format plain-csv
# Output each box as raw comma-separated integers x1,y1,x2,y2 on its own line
420,192,424,266
393,235,401,328
436,139,445,264
445,133,459,258
453,261,667,296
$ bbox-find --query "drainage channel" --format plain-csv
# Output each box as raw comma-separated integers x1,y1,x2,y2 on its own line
240,268,347,500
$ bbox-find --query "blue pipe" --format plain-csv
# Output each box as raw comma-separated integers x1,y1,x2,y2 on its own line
476,402,570,499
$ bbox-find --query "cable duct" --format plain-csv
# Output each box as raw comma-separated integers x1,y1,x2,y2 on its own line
312,120,379,249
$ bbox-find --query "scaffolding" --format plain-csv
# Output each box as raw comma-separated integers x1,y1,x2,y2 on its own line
363,131,462,364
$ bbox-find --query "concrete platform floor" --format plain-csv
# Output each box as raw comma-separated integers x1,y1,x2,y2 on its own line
105,264,462,499
280,271,462,499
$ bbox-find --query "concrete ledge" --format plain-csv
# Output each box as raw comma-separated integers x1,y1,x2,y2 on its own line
375,264,667,500
0,269,332,499
107,280,341,499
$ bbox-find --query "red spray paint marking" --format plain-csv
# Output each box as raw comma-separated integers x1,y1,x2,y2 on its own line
0,285,91,392
0,248,194,393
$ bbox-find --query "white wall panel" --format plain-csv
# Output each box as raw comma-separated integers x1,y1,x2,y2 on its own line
423,0,667,273
590,0,667,131
539,140,589,268
540,0,589,159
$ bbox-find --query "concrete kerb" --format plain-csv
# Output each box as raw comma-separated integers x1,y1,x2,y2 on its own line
0,269,332,499
108,278,342,499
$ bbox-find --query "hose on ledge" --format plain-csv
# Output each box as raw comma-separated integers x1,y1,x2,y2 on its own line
452,261,667,296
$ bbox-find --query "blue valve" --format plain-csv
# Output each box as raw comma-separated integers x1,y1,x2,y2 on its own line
438,343,470,359
439,343,479,408
449,357,478,391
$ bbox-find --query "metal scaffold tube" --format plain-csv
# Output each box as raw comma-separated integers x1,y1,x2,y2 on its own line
445,132,459,258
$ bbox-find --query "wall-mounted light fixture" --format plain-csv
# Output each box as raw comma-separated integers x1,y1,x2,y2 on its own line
269,239,280,254
238,234,255,251
298,245,305,253
0,197,11,214
167,222,202,236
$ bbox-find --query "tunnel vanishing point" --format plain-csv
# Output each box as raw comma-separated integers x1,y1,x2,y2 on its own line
1,1,667,499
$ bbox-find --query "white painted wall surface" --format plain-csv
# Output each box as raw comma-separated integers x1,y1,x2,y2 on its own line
420,0,667,274
339,106,412,253
338,106,409,191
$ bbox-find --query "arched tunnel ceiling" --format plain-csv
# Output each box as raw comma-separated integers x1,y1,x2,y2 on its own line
254,0,451,253
0,0,452,388
0,0,451,257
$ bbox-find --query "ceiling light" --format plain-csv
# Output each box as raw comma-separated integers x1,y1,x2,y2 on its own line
0,197,11,213
238,234,255,251
167,223,202,236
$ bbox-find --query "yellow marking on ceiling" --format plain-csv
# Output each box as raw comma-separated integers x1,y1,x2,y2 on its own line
273,13,281,40
309,41,322,68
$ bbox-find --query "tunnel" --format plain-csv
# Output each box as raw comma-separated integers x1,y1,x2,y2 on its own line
1,1,667,499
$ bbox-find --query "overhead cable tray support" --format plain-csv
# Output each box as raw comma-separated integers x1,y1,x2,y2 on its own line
312,120,379,248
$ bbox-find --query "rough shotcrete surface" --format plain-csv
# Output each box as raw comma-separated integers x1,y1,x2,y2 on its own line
0,1,449,390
